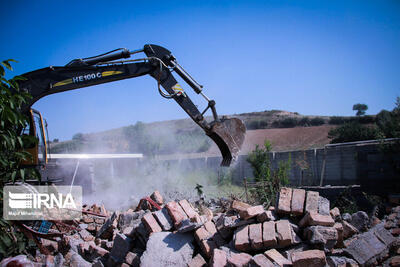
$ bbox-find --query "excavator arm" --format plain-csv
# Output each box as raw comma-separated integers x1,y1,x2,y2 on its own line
18,44,245,166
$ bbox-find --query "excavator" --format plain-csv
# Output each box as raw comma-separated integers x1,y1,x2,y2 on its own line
17,44,246,182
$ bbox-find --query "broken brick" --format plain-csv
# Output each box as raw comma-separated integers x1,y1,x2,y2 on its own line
227,252,252,267
330,207,341,221
264,249,292,267
195,226,212,243
291,189,306,216
299,211,335,227
277,187,293,214
304,191,319,214
249,223,263,250
179,199,200,220
257,210,277,222
188,253,207,267
291,250,326,267
240,205,265,220
251,254,276,267
232,200,251,213
200,239,217,258
150,190,163,205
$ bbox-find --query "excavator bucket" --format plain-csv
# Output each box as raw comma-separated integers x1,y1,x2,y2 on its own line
207,118,246,166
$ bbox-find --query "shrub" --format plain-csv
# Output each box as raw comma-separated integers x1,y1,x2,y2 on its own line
280,118,298,128
299,117,311,126
328,122,382,143
310,117,325,126
329,116,346,125
246,140,291,206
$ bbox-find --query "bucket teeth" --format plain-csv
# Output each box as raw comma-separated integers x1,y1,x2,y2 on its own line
207,118,246,166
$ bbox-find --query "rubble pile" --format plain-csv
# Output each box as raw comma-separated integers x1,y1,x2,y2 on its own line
2,188,400,267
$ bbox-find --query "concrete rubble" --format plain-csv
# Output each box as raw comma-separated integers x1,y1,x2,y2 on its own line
2,188,400,267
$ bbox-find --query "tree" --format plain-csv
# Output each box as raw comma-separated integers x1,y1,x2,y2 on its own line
0,59,39,257
353,103,368,116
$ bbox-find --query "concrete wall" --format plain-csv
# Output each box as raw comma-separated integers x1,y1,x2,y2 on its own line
49,141,399,194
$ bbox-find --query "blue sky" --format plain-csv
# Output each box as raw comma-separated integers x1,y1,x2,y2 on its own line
1,0,399,140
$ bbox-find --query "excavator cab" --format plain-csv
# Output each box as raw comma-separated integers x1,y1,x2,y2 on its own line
21,109,49,166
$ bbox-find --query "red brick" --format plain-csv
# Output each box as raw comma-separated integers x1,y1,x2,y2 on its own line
232,200,251,213
391,228,400,236
195,226,211,243
330,207,341,220
390,256,400,267
210,248,227,267
263,221,277,248
249,223,264,250
179,199,199,220
299,211,334,227
292,250,326,267
333,223,344,248
89,244,109,257
305,191,319,214
150,190,164,205
277,187,292,214
240,205,265,220
204,221,217,236
227,252,252,267
125,251,140,266
257,210,277,222
142,213,162,234
291,189,306,216
264,249,292,267
188,253,207,267
342,221,358,239
252,254,276,267
165,201,188,228
200,239,217,258
234,225,250,252
276,220,293,247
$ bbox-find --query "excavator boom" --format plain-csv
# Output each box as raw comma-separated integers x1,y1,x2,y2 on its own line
18,44,245,166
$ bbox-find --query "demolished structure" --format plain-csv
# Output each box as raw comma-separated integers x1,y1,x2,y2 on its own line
2,188,400,267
